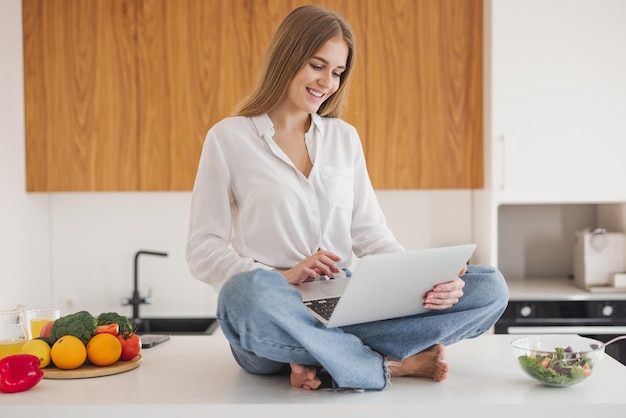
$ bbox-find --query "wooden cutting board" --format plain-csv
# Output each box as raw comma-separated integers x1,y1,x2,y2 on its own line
42,354,142,379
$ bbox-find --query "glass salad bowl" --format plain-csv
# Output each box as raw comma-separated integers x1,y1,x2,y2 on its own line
511,335,606,387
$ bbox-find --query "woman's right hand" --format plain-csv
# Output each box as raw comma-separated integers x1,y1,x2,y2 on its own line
279,250,342,285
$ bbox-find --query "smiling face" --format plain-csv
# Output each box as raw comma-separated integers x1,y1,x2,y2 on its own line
282,36,349,115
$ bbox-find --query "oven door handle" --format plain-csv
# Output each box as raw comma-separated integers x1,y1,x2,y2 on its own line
507,326,626,335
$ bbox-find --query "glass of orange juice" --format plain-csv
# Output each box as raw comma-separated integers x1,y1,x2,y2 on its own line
0,305,27,360
26,308,60,340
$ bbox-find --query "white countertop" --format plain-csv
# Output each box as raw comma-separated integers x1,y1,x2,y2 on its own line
507,277,626,300
2,329,626,417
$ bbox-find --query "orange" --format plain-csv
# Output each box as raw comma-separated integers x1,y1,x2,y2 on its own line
51,335,87,370
86,333,122,366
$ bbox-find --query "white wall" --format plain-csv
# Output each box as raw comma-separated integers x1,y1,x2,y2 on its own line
0,0,51,309
0,0,474,317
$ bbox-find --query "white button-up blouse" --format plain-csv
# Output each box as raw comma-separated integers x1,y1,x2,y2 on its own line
186,113,404,292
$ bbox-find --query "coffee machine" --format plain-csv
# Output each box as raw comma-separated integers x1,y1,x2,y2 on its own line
573,228,626,290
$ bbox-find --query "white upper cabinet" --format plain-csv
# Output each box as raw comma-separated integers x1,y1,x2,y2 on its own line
487,0,626,203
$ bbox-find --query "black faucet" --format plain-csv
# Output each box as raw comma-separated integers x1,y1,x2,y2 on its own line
123,250,168,324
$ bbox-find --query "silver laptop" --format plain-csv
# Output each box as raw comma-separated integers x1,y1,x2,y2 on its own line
291,244,477,327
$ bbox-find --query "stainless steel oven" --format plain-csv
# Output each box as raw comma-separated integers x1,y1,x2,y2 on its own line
494,300,626,366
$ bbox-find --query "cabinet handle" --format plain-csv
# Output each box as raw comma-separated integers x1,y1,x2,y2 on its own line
498,134,506,190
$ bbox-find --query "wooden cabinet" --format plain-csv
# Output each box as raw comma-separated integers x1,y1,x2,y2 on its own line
340,0,483,190
23,0,138,191
23,0,252,191
23,0,483,191
135,0,254,190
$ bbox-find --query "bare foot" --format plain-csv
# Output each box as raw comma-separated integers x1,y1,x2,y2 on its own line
289,363,322,390
386,343,449,382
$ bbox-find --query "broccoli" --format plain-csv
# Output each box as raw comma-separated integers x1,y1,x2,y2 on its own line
49,310,97,345
96,312,134,336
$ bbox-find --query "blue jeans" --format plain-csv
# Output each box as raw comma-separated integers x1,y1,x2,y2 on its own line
216,265,509,391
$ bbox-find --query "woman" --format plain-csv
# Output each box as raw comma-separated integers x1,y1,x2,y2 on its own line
186,4,508,391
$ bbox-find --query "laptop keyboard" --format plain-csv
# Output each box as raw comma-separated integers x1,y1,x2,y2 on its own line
304,297,340,321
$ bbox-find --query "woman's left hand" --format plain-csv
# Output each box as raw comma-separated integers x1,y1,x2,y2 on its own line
423,266,467,310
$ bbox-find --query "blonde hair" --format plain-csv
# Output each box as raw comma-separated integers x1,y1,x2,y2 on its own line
236,5,356,118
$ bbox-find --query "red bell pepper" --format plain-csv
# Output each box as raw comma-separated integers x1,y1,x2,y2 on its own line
0,354,43,393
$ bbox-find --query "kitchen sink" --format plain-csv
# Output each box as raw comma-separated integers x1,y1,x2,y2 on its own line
132,317,218,335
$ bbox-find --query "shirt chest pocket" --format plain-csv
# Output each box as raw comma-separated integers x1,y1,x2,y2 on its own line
320,167,354,210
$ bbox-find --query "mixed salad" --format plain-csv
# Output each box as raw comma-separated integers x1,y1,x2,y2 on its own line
517,345,594,386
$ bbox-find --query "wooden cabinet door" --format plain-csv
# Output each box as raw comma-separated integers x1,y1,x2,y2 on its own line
371,0,482,190
239,0,483,190
337,0,483,189
23,0,138,191
136,0,254,190
23,0,254,191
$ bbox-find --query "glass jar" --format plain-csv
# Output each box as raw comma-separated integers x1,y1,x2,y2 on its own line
0,304,27,360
